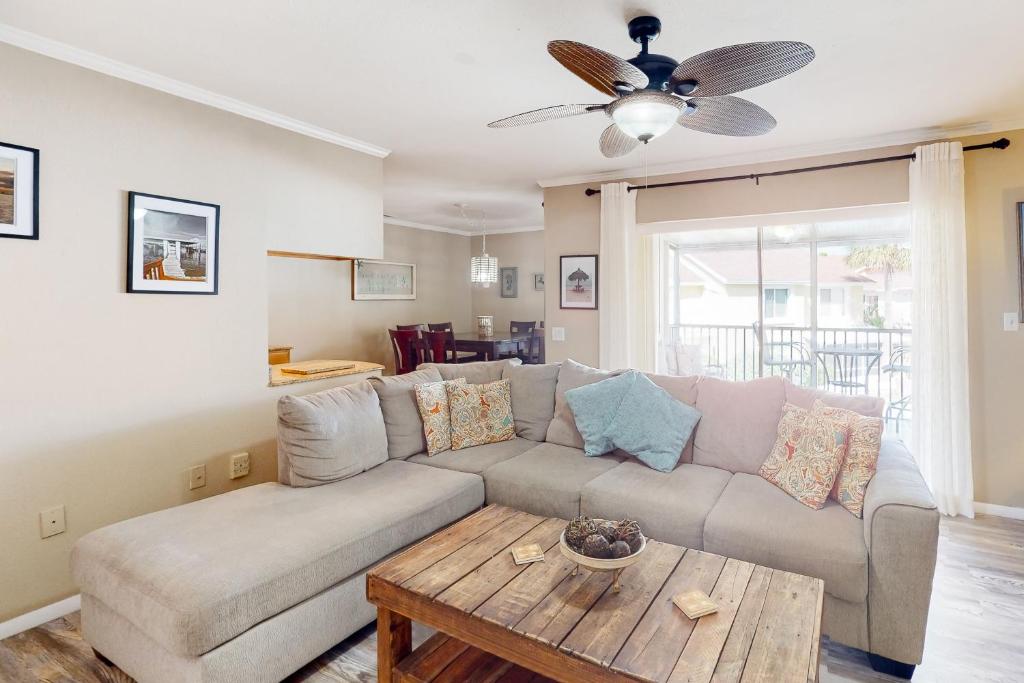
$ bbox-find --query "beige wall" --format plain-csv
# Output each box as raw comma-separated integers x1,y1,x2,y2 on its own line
268,224,472,373
542,132,1024,508
470,231,545,333
0,45,384,621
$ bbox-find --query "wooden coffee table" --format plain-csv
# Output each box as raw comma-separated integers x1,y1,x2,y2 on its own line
366,505,823,683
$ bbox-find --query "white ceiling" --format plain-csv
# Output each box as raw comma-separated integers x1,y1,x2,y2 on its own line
3,1,1024,232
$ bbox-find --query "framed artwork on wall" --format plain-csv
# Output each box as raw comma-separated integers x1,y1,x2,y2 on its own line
0,140,40,240
352,259,416,300
1018,202,1023,320
534,272,545,290
560,254,598,309
127,192,220,294
500,267,518,298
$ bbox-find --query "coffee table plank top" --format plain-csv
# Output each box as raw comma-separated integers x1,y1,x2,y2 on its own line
368,505,823,683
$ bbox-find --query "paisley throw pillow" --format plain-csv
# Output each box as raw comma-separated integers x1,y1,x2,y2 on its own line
413,378,466,455
446,378,516,450
814,399,884,517
760,402,850,509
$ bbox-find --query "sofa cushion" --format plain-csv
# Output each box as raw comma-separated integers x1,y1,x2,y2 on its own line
482,442,624,519
545,359,623,448
420,358,521,384
503,362,560,441
703,472,868,602
276,381,389,487
71,460,484,657
693,375,786,474
783,379,884,418
369,368,443,459
407,437,538,474
581,461,730,549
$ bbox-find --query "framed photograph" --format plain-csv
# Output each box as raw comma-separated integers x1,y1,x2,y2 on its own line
560,255,598,310
533,272,545,290
500,267,518,298
0,140,40,240
127,192,219,295
1018,202,1023,320
352,259,416,300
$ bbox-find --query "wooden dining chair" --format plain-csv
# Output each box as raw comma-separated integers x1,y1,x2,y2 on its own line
421,330,450,364
428,322,479,363
397,324,428,362
389,329,422,374
520,327,544,364
510,320,537,335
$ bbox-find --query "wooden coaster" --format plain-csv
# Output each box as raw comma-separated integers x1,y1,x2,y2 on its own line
673,590,718,619
511,543,545,565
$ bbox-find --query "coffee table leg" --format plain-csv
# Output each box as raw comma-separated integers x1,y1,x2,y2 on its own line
377,606,411,683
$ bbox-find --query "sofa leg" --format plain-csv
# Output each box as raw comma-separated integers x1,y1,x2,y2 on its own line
868,653,916,679
92,648,114,667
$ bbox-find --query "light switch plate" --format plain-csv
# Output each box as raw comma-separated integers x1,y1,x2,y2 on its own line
40,505,66,539
229,452,250,479
188,464,207,490
551,327,566,342
1004,312,1020,332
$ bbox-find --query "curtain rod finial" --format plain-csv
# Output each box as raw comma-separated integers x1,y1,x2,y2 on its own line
585,188,600,196
994,137,1011,149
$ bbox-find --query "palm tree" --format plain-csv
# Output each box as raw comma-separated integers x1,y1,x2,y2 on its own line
845,245,911,324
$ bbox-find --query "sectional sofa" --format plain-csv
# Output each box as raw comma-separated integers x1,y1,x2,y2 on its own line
71,358,939,682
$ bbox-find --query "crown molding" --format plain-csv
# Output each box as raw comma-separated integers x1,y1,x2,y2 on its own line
384,217,544,236
537,118,1024,189
0,23,391,159
481,225,545,235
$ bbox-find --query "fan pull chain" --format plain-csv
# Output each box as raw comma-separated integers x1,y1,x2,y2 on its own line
642,143,649,188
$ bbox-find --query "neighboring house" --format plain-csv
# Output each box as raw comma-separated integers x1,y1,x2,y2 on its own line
675,246,912,329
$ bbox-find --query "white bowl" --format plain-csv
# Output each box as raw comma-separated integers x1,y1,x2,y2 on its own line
558,524,647,572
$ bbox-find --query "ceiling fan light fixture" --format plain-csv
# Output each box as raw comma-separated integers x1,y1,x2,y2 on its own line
608,91,683,142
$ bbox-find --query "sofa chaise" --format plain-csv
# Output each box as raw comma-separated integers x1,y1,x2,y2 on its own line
72,358,938,682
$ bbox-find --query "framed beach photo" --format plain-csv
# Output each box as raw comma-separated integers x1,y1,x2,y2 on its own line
500,267,518,298
560,255,598,309
352,259,416,300
127,192,220,294
533,272,545,290
0,140,40,240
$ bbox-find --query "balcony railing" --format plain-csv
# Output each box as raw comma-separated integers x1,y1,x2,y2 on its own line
665,323,912,430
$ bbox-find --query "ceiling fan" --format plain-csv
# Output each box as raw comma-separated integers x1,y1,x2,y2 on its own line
488,16,815,158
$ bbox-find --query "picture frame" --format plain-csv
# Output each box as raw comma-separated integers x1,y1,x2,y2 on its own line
1018,202,1023,321
560,254,598,310
352,259,416,300
127,192,220,295
500,266,518,298
533,272,545,290
0,140,40,240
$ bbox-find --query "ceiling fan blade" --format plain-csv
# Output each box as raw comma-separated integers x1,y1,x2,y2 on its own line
487,104,606,128
599,124,639,158
548,40,649,96
670,41,815,97
678,96,777,136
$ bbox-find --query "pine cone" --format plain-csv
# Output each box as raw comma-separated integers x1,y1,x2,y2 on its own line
609,540,632,558
565,516,597,552
596,520,618,543
615,519,643,553
581,533,611,559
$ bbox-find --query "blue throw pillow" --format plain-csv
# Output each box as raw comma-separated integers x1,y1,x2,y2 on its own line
564,372,637,456
607,373,701,472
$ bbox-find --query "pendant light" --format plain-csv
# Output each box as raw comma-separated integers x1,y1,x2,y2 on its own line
460,204,498,287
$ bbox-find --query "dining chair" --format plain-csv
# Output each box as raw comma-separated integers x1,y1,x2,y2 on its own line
520,327,544,364
428,322,479,363
510,320,536,335
421,330,450,364
397,323,428,361
388,329,422,374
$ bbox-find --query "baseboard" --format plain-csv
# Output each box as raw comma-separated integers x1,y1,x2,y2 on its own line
0,594,80,641
975,502,1024,521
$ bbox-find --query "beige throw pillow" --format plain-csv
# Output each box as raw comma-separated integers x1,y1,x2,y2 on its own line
446,379,516,450
413,378,466,455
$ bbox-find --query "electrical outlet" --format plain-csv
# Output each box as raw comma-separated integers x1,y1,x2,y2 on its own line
1004,312,1020,332
551,326,566,342
229,452,250,479
40,505,66,539
188,464,207,490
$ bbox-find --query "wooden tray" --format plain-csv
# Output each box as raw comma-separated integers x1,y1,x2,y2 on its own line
279,360,356,375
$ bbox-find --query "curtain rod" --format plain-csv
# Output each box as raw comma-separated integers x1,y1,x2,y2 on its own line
583,137,1010,196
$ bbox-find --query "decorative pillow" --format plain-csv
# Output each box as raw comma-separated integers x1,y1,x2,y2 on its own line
503,362,561,441
564,372,637,456
605,372,702,472
446,379,516,450
759,403,850,509
814,399,884,517
413,378,466,455
545,359,623,448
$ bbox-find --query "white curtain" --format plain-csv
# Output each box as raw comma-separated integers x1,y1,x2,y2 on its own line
910,141,975,517
599,182,656,371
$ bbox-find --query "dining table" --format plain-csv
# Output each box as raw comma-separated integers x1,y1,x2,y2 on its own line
452,331,532,361
815,343,883,394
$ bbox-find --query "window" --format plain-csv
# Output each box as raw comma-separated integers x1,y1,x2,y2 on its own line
764,288,790,319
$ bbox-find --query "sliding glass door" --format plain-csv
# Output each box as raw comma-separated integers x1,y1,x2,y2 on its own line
658,211,912,431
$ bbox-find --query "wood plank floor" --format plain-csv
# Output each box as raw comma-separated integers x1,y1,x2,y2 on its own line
1,514,1020,682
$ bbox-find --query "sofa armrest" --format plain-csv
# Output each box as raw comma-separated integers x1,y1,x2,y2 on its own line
863,437,940,665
